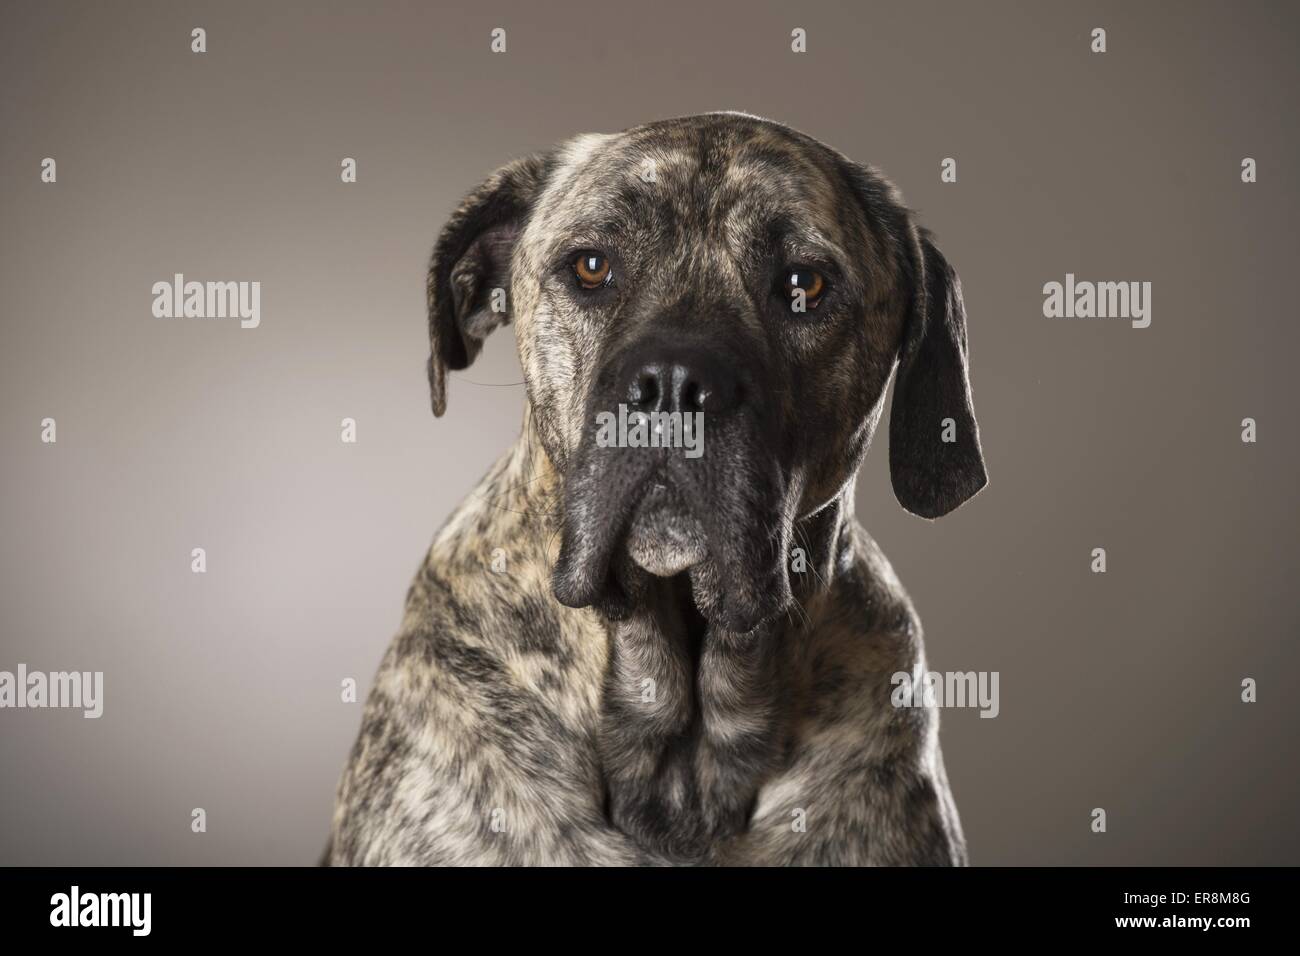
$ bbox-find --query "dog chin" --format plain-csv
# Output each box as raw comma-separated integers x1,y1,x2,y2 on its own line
623,487,709,576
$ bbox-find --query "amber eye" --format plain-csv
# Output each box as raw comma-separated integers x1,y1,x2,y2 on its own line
782,267,826,309
574,252,612,289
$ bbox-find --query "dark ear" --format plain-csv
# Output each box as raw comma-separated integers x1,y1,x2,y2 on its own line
426,153,552,416
889,231,988,518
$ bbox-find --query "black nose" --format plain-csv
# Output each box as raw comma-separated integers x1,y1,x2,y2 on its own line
623,349,741,415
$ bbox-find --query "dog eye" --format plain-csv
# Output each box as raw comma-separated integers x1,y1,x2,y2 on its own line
573,252,613,289
781,267,826,310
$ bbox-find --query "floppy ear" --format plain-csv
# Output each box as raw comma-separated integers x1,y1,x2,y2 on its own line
889,230,988,518
426,152,552,416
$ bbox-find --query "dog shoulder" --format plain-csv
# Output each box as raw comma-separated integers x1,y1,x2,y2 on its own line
328,550,617,864
800,522,943,766
730,523,966,865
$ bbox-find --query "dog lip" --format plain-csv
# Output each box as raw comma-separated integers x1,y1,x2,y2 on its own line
553,453,675,609
629,474,694,525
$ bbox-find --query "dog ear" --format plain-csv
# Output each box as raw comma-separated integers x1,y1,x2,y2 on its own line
888,230,988,518
426,152,552,417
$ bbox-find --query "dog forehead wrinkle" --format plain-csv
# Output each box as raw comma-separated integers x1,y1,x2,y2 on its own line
686,242,746,288
719,196,856,282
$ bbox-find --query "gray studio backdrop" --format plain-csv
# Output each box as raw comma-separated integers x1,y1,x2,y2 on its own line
1,0,1296,865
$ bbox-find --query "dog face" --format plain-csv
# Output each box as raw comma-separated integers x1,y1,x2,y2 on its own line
427,113,986,632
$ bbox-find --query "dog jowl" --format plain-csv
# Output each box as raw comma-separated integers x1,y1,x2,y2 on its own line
329,112,987,866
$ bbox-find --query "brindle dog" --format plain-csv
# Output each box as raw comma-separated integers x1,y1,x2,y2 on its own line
325,112,987,866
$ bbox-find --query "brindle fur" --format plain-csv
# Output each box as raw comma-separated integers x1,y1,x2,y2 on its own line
326,113,986,866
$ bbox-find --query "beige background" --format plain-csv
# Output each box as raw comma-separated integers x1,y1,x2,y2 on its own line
1,0,1296,865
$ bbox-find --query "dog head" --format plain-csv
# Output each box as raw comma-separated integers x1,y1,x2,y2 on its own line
427,113,986,633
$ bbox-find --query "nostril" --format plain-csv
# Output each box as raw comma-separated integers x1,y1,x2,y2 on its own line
629,371,659,407
620,354,741,415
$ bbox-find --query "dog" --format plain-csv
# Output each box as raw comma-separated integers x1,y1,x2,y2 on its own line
324,112,987,865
